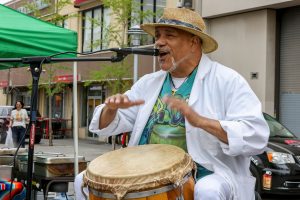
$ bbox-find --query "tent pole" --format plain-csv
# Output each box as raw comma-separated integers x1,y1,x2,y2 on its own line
26,62,42,200
73,61,79,176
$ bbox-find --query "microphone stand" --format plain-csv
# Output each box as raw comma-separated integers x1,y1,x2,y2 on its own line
0,52,127,200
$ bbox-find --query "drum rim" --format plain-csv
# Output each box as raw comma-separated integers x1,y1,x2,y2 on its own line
86,144,187,178
89,172,192,199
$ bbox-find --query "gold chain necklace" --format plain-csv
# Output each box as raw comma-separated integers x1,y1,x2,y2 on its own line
170,76,189,95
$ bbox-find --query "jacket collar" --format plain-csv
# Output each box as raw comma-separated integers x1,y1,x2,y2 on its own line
189,54,212,105
196,54,212,80
149,54,212,106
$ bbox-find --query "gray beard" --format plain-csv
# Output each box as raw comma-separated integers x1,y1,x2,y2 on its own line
159,53,193,73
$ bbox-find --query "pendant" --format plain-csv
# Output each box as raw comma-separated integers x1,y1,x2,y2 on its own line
171,89,176,95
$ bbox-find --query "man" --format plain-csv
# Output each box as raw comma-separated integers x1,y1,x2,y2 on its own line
75,8,269,200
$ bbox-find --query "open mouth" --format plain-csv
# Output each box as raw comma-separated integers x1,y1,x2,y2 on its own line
159,50,170,58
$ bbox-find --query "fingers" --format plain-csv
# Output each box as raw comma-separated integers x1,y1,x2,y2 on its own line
105,94,144,110
163,95,202,127
162,95,189,115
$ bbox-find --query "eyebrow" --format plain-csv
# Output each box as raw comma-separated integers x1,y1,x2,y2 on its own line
155,28,178,35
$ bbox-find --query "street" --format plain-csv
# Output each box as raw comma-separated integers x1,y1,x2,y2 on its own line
1,138,299,199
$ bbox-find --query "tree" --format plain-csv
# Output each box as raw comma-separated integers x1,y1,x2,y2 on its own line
24,0,74,146
27,64,70,146
24,0,75,23
40,64,69,146
86,0,156,94
84,0,158,148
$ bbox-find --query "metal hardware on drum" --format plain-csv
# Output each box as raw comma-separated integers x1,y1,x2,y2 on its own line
89,172,192,199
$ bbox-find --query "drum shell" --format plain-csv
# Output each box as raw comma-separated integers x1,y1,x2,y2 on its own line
88,176,195,200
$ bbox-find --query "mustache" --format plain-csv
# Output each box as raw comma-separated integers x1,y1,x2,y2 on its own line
154,45,171,55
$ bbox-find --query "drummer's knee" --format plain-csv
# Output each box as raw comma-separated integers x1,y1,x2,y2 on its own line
74,171,84,186
74,171,87,199
194,174,231,200
194,181,219,199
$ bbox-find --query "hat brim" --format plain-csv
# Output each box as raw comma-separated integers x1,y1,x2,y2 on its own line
141,23,218,54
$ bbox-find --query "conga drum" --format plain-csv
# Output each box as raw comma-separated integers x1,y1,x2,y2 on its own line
83,144,195,200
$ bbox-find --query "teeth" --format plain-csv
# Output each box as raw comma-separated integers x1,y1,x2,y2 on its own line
159,52,168,56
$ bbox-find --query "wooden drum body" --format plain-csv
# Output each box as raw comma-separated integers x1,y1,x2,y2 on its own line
83,144,195,200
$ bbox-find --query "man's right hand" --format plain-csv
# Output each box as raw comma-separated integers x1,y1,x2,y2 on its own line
99,94,144,129
104,94,145,110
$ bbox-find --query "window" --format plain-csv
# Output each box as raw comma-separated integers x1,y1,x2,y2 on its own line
46,93,64,118
130,0,166,46
82,6,111,52
52,94,63,118
56,16,69,29
12,91,31,107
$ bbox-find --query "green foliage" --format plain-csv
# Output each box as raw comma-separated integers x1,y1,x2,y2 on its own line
24,0,75,27
101,0,156,47
86,0,157,94
85,60,132,94
26,64,70,95
23,0,42,17
41,64,70,96
24,0,73,96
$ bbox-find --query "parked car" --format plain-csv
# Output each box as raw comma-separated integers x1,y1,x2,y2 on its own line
251,113,300,196
0,106,14,143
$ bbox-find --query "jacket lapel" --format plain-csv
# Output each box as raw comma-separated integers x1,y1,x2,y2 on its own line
189,54,212,106
130,71,167,145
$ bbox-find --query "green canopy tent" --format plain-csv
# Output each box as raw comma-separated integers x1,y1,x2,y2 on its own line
0,5,80,198
0,4,77,68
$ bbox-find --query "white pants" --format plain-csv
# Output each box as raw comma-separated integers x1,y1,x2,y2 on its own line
194,174,231,200
74,172,231,200
74,171,88,200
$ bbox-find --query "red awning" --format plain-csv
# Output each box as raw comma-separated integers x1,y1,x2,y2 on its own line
74,0,89,7
53,75,80,83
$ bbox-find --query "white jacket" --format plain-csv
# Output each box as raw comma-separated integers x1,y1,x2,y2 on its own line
89,54,270,200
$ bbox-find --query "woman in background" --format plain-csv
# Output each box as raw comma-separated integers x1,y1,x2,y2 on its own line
8,101,29,148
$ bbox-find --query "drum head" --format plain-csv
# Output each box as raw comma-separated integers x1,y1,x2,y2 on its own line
84,144,194,199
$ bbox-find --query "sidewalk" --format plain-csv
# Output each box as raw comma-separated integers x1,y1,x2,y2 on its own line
32,138,117,162
0,138,120,199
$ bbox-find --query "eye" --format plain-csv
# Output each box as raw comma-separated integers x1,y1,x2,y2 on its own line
166,33,176,38
154,34,160,40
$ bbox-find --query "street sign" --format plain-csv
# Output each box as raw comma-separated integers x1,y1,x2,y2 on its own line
53,75,80,83
0,81,8,87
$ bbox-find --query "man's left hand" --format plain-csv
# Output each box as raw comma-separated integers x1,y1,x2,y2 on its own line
162,95,200,127
163,95,228,144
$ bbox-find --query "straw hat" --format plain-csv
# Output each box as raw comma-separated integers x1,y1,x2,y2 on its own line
141,8,218,53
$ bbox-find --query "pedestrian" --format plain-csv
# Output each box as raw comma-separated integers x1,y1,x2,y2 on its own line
75,7,269,200
8,101,29,148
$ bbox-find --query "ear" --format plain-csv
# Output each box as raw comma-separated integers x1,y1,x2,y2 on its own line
191,36,201,52
191,36,201,45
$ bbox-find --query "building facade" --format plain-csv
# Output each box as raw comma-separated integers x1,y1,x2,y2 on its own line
199,0,300,137
2,0,300,138
0,0,167,139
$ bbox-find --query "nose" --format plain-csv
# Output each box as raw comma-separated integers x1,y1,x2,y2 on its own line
154,36,166,49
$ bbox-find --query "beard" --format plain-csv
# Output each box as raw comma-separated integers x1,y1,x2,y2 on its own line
158,52,193,73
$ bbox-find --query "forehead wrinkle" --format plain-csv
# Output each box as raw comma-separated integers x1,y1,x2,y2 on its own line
155,27,179,35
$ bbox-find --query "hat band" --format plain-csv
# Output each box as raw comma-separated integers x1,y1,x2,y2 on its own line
157,18,202,32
